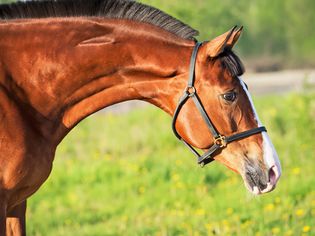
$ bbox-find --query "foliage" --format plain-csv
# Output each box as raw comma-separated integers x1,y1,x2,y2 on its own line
139,0,315,68
26,92,315,235
1,0,314,68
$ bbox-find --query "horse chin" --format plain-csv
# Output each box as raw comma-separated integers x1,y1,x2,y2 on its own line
243,178,276,195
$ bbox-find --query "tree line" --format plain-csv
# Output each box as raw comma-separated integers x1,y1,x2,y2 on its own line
142,0,314,70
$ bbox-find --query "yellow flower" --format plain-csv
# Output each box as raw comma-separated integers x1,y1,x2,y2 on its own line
104,154,112,161
272,227,281,234
68,193,77,202
93,152,100,160
138,186,145,194
175,202,182,208
170,210,176,216
130,164,139,172
302,225,311,233
269,108,277,117
222,219,229,226
264,203,275,211
292,167,301,175
233,214,240,221
172,173,180,181
176,210,184,217
285,230,293,236
295,209,305,217
205,223,212,231
175,159,183,166
226,207,234,215
175,181,184,189
195,208,206,216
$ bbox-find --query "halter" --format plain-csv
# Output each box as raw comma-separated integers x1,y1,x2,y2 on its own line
172,42,267,167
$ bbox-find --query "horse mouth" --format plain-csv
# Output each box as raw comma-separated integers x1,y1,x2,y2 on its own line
243,165,280,195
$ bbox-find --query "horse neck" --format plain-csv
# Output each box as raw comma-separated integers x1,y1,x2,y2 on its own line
0,18,194,144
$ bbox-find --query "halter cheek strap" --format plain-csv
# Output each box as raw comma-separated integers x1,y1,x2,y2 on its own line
172,42,267,167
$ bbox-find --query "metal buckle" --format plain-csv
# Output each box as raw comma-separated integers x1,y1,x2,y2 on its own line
185,86,196,97
214,135,227,148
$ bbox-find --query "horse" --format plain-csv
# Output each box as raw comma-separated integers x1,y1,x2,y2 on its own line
0,0,281,235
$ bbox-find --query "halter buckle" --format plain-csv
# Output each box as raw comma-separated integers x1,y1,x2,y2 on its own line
214,135,227,148
185,86,196,97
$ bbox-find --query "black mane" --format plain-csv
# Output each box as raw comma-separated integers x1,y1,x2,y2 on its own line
0,0,198,40
220,49,245,77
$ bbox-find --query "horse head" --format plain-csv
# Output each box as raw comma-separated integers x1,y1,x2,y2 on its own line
173,27,281,195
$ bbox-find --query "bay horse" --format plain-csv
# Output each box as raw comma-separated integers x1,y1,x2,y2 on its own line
0,0,281,235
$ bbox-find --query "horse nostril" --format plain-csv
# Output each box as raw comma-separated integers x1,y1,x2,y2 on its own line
268,166,277,185
258,181,267,191
245,169,267,192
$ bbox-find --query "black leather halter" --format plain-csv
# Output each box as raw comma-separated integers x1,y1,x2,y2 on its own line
172,42,267,167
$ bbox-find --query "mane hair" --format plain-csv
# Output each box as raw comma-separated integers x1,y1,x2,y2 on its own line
0,0,199,40
220,49,245,77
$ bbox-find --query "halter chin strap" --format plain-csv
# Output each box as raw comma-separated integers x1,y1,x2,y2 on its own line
172,42,267,167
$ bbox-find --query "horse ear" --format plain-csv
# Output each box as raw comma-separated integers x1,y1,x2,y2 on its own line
205,26,243,58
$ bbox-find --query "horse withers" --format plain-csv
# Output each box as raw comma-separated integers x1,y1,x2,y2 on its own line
0,0,281,235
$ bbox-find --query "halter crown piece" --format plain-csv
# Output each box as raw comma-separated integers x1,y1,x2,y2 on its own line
171,42,267,167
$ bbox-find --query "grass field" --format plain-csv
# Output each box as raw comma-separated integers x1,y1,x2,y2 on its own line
26,92,314,236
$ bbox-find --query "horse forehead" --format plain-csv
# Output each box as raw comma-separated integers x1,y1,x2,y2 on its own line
200,59,236,86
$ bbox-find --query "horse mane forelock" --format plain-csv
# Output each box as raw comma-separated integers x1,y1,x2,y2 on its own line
0,0,199,40
220,50,245,77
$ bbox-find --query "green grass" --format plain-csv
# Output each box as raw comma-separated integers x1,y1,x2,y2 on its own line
27,93,315,236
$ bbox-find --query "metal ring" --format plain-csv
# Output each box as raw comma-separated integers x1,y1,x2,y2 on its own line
214,135,227,148
185,86,196,97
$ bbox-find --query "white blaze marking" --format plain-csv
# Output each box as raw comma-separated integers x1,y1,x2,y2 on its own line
239,79,282,179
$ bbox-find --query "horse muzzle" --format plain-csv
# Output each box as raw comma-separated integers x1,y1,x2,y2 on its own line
243,163,281,195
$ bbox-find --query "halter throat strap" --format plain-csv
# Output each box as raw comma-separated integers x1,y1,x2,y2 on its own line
171,42,267,167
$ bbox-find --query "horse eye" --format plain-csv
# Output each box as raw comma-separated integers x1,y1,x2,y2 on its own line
223,91,237,102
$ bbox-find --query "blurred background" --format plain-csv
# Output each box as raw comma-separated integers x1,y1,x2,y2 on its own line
1,0,314,235
145,0,315,71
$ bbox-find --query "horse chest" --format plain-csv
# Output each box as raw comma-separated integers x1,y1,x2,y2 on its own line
2,142,55,208
0,96,55,206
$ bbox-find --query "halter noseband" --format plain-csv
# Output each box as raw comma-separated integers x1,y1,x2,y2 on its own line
172,42,267,167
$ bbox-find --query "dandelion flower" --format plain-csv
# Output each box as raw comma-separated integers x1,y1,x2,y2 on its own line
292,167,301,175
295,209,305,217
271,227,280,234
226,207,234,215
285,230,293,236
172,173,180,181
264,203,275,211
138,186,145,194
302,225,311,233
195,208,205,216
